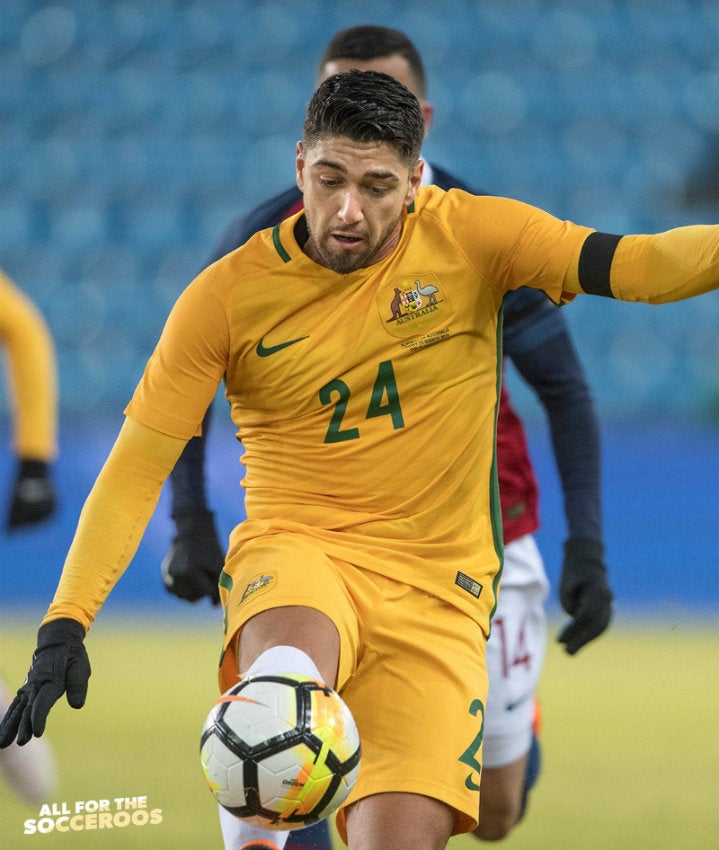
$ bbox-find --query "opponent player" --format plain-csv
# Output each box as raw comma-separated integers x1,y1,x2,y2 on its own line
0,269,58,531
162,26,610,847
2,71,718,850
0,269,58,804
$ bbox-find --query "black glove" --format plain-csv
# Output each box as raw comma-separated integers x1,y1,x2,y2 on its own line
6,458,56,531
0,618,90,747
161,510,224,605
557,537,613,655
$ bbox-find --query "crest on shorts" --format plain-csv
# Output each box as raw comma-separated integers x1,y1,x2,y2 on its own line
239,573,275,605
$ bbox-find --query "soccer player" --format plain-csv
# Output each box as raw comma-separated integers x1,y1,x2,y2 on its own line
0,269,59,804
2,71,718,850
0,269,58,531
162,26,610,848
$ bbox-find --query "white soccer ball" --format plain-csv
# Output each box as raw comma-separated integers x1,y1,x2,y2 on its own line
199,673,361,830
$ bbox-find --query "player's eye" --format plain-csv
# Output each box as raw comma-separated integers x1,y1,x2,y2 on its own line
319,176,341,189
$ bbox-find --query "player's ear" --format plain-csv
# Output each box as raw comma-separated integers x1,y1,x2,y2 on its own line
421,101,434,137
404,158,424,206
296,141,306,192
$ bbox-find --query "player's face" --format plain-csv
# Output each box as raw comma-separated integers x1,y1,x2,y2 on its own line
296,136,422,274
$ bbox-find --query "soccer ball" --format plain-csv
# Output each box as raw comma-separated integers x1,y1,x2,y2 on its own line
199,673,361,830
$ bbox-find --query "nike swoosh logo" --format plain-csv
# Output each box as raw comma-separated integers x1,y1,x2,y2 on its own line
256,335,309,357
505,691,534,712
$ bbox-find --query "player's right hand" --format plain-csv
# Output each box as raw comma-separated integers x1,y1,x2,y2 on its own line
0,618,90,747
557,537,612,655
161,510,224,605
6,458,56,531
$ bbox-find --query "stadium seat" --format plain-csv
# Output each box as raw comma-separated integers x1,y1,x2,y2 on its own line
2,0,717,417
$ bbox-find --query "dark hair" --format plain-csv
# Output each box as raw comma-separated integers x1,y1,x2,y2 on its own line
318,25,427,98
303,69,425,165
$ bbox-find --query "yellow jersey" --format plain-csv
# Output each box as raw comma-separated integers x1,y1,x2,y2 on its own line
126,185,593,632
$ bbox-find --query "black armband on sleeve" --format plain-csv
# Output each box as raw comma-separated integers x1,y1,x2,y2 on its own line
577,232,623,298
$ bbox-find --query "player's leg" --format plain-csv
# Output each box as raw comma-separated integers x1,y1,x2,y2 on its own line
285,820,334,850
473,756,529,841
519,725,542,819
473,534,548,841
218,810,334,850
218,543,487,850
220,610,340,845
218,805,286,850
346,791,456,850
336,573,487,850
237,606,340,688
216,535,359,850
0,735,58,803
0,677,57,802
218,534,361,695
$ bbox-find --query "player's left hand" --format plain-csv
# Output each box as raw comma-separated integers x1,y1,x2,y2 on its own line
161,510,224,605
6,458,56,531
557,537,612,655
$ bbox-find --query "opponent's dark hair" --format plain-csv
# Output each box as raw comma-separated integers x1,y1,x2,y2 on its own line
318,25,427,98
303,70,425,165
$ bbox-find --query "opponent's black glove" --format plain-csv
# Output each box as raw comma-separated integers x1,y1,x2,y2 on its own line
6,458,56,531
557,537,613,655
161,510,224,605
0,618,90,747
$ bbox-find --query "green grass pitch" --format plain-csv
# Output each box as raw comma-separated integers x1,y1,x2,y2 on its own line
1,613,717,850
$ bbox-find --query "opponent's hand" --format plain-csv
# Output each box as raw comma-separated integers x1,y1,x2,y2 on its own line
161,510,224,605
6,459,56,530
557,537,613,655
0,618,90,747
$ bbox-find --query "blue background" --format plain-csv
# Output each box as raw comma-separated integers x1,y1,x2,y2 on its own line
2,416,717,618
1,1,718,616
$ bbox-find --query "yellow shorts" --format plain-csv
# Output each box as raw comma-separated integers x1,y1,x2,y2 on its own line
218,532,488,836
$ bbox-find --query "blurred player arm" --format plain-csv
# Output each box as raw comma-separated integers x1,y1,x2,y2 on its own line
163,404,225,605
0,270,58,530
504,291,611,654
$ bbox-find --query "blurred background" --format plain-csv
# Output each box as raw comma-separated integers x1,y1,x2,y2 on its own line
0,3,717,848
1,0,718,417
1,0,717,611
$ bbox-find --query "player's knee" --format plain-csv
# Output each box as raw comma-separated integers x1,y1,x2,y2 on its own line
473,817,515,841
472,799,521,841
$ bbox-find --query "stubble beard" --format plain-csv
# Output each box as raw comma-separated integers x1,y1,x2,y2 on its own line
307,218,402,275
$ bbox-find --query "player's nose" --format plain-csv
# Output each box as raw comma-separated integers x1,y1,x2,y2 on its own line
337,189,364,224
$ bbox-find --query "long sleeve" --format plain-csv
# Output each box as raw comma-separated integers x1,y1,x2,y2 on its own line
511,329,601,541
503,290,602,541
566,225,719,303
42,418,187,630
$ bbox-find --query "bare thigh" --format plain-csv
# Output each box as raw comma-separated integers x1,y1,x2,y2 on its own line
237,605,341,688
346,791,456,850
